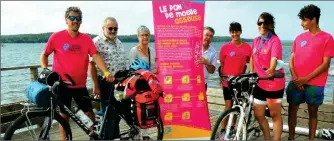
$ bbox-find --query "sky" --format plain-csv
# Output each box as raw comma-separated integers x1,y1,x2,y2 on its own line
1,1,334,40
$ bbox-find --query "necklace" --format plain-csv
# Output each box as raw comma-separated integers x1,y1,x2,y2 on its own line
138,46,149,57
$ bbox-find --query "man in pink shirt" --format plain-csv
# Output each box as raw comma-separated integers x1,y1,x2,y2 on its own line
40,7,113,140
286,4,334,140
218,22,252,139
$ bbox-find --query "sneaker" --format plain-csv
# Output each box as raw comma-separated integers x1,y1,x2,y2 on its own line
219,129,226,140
219,131,226,140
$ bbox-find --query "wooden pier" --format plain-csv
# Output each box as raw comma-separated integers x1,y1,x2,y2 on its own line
1,65,334,140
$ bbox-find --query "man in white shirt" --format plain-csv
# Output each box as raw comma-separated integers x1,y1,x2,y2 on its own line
196,26,218,91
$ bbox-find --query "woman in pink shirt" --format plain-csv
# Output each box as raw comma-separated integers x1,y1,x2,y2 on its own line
249,12,285,140
218,22,252,138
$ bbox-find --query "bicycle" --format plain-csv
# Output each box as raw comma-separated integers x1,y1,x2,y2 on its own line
210,72,284,140
3,72,164,140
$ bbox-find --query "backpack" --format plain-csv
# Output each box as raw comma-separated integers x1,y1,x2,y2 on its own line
115,69,163,129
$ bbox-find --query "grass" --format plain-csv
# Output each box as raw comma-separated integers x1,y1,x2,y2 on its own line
282,42,293,46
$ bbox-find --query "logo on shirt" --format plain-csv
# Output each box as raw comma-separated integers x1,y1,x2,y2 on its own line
301,41,307,47
229,51,236,57
69,44,82,54
263,49,268,54
253,48,257,54
63,43,69,51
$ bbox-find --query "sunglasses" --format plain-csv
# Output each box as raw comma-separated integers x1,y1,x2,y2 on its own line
67,16,82,21
108,27,118,31
257,21,266,26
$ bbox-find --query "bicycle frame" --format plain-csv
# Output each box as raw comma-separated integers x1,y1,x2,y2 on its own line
224,81,257,140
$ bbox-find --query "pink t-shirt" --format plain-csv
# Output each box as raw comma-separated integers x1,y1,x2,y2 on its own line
252,34,285,91
43,30,97,88
220,42,252,87
292,31,334,86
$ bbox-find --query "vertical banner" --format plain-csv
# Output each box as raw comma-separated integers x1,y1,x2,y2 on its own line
152,0,211,139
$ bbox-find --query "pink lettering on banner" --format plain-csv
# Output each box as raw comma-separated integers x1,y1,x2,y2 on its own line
152,0,211,139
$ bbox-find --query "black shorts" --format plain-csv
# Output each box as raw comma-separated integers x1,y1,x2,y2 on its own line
57,87,93,114
253,85,284,105
223,86,233,100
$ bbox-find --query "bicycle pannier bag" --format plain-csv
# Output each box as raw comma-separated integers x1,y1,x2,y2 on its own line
26,81,52,107
131,91,160,129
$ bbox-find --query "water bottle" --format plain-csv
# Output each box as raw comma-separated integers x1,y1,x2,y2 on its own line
74,107,93,128
275,60,285,70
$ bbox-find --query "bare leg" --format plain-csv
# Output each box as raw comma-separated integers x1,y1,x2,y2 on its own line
267,102,283,140
221,100,233,130
288,104,299,140
308,104,318,140
254,104,270,140
85,111,96,131
59,113,70,141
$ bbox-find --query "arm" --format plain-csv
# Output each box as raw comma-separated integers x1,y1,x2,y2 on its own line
266,39,282,76
219,48,225,75
206,51,217,74
40,53,49,68
206,64,216,74
88,61,99,86
88,37,113,82
305,57,331,81
40,33,55,68
249,55,254,73
92,54,110,75
128,47,137,68
289,53,298,79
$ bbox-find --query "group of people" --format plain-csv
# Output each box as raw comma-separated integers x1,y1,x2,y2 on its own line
39,6,158,140
39,3,333,141
204,4,333,141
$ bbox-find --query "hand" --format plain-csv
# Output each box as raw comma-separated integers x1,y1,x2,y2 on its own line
92,86,101,99
265,68,275,77
103,72,115,82
152,69,158,74
196,57,209,65
291,76,304,91
293,76,310,87
296,84,305,91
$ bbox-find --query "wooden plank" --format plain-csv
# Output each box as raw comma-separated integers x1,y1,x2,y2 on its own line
295,134,309,140
281,102,334,113
281,108,334,123
280,132,290,140
280,115,334,129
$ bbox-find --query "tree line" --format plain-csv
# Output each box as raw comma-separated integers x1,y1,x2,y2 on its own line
1,32,253,43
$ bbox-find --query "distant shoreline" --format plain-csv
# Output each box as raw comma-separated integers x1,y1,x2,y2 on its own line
1,32,293,46
1,32,253,43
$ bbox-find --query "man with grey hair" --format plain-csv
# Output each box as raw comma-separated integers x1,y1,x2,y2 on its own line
196,26,218,91
40,6,114,140
88,17,129,139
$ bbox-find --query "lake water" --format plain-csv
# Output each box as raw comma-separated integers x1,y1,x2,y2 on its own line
1,42,333,104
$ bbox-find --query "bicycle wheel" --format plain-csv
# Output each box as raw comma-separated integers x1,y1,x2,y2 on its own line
210,107,246,140
3,111,72,140
112,116,164,140
246,111,261,140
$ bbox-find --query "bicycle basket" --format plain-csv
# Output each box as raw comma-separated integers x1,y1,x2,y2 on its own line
26,81,53,107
